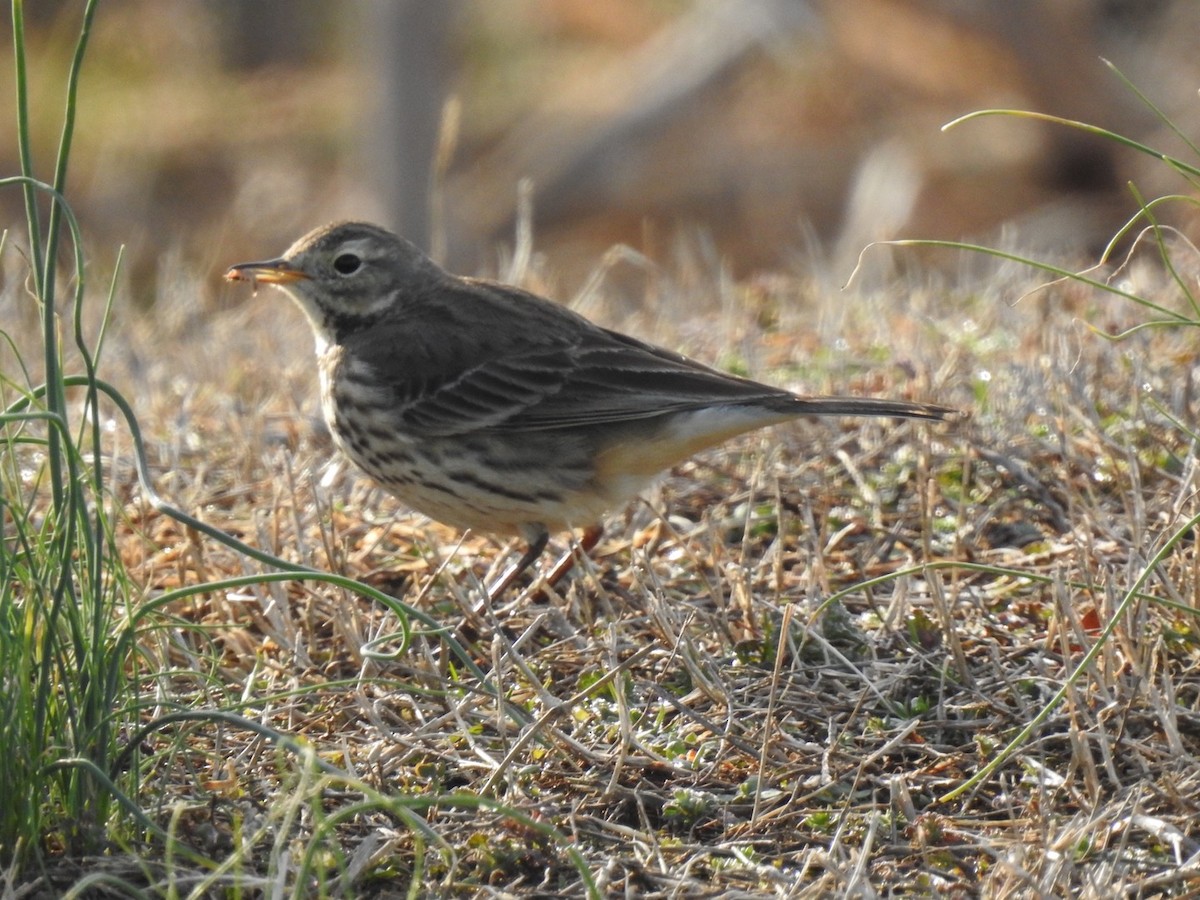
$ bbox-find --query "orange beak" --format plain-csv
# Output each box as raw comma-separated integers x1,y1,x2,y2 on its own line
224,259,310,287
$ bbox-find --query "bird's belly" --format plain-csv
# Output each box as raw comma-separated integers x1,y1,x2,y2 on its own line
324,393,632,535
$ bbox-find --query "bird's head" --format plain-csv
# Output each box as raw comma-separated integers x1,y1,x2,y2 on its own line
225,221,439,341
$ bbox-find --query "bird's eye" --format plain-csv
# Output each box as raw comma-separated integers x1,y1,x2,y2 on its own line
333,253,362,275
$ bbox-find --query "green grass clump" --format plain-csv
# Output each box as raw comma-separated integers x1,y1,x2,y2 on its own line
0,0,139,867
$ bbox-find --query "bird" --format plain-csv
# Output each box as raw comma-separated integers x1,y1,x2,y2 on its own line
225,222,954,601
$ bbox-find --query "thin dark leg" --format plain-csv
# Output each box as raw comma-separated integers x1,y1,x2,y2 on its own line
454,531,550,648
455,526,602,649
485,530,550,604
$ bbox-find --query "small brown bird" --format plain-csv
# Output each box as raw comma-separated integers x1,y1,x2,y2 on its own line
226,222,953,598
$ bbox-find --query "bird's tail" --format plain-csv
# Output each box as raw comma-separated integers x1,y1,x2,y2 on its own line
785,396,957,421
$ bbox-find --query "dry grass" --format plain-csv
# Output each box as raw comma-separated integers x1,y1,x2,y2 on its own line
6,7,1200,894
11,229,1200,896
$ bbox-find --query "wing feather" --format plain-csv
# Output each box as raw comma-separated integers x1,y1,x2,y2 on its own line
337,278,944,439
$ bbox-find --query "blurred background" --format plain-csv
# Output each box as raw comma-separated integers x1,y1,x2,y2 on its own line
4,0,1200,302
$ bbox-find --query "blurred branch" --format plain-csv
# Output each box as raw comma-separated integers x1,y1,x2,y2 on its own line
443,0,817,259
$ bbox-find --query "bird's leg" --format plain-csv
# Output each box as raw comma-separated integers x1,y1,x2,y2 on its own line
454,532,550,649
455,526,603,651
482,524,602,605
541,524,604,594
485,529,550,604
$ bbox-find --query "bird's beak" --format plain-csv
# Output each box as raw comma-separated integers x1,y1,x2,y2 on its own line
224,258,310,288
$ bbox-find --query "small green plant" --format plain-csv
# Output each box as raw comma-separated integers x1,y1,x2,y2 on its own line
663,787,717,829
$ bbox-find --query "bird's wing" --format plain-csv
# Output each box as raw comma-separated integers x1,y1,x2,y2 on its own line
487,332,794,432
345,303,790,438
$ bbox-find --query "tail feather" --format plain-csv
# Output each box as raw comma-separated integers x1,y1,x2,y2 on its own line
782,396,957,421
